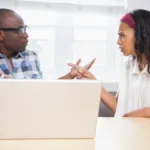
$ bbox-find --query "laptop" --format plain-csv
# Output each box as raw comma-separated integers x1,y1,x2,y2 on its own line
0,80,101,139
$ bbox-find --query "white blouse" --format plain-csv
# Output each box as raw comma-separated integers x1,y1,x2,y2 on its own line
115,58,150,117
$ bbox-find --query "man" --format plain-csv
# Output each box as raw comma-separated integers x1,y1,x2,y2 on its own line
0,9,95,79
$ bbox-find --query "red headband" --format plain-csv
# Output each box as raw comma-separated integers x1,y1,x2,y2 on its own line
120,13,136,30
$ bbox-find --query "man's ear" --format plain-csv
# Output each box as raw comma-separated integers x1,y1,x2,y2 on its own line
0,31,4,42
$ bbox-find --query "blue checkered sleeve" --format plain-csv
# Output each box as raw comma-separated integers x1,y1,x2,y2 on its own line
0,50,43,79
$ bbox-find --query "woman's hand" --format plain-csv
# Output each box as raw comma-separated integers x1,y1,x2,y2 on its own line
123,108,150,117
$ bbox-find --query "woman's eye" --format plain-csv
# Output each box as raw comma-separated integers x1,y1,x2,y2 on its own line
120,35,125,40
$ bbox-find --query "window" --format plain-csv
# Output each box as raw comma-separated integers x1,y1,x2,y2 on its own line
15,3,125,81
73,14,108,67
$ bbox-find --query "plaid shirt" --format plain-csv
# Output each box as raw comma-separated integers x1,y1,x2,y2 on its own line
0,50,43,79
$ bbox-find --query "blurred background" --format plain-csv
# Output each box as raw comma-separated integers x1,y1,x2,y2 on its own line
1,0,150,116
0,0,149,91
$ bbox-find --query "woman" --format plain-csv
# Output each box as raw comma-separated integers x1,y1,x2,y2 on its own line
69,9,150,117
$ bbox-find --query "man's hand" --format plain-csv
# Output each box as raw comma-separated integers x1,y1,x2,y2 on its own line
68,58,96,80
123,108,150,118
58,59,82,79
59,58,96,79
0,72,8,79
67,58,82,79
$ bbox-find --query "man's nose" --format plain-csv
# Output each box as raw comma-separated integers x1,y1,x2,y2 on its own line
22,32,28,39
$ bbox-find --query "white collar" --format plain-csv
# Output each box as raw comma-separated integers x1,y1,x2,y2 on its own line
132,59,149,76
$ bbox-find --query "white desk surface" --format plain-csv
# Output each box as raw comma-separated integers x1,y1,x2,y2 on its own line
1,117,150,150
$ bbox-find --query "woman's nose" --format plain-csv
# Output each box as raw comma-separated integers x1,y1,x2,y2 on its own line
117,37,121,45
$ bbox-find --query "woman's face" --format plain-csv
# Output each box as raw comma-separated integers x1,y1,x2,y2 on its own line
117,22,136,56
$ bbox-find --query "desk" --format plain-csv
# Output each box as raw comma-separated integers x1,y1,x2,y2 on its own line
0,118,150,150
95,118,150,150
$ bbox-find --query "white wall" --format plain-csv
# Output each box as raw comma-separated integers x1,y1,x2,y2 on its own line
127,0,150,11
22,0,125,6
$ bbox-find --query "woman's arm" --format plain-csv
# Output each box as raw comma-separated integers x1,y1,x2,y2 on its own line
68,63,118,113
123,108,150,117
101,88,118,113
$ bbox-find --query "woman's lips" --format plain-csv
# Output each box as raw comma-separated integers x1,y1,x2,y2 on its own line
119,47,124,52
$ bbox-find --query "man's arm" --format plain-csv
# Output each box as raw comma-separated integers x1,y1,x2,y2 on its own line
58,72,74,79
59,59,81,79
0,72,8,79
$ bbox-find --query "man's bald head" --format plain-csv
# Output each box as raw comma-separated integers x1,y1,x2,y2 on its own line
0,8,21,28
0,8,28,56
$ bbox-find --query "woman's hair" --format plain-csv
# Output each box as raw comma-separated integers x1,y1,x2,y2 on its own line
130,9,150,74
